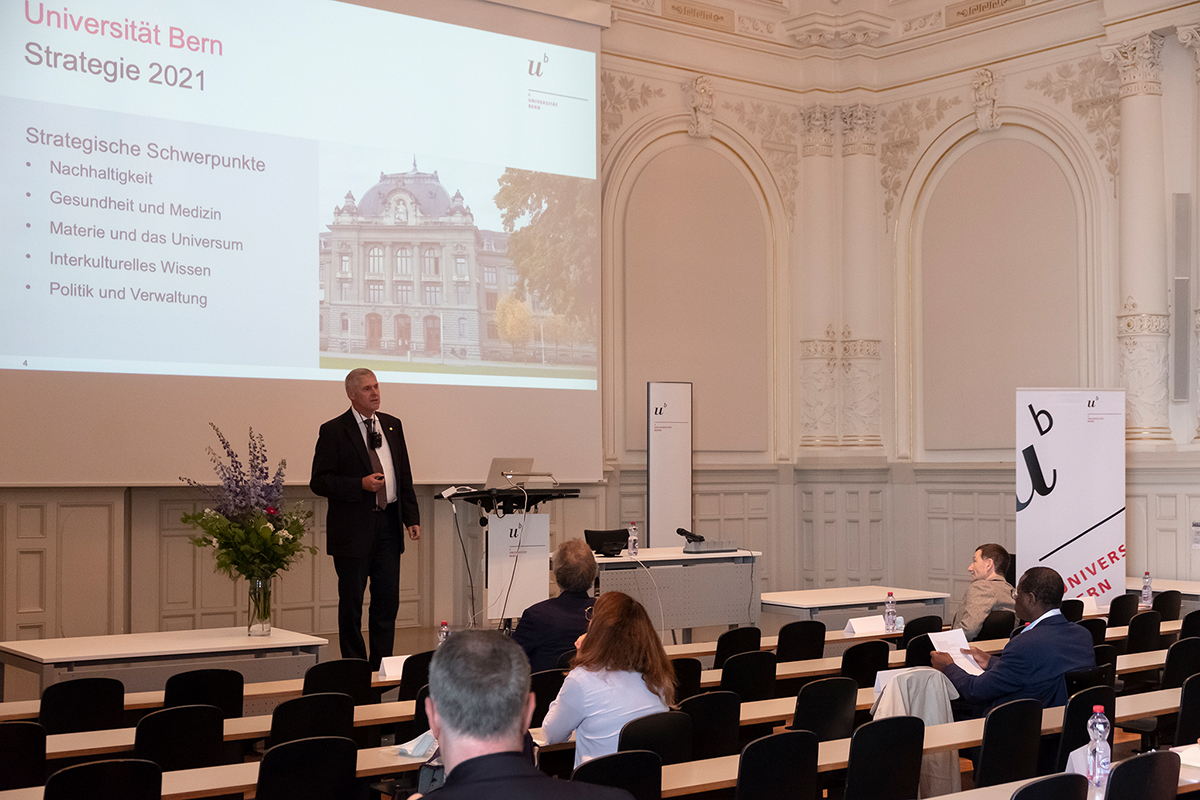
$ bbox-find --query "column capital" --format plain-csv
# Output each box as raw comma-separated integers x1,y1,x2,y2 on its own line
1101,33,1164,96
840,104,877,155
801,105,836,157
1180,25,1200,81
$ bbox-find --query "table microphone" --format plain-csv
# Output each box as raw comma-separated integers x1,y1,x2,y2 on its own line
676,527,705,544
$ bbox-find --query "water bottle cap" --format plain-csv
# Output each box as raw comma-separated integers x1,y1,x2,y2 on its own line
1092,705,1104,712
441,621,448,625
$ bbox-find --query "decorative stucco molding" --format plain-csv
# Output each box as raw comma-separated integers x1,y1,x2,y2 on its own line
878,94,962,219
1101,33,1164,97
723,99,800,227
682,75,716,139
783,11,894,49
801,105,836,157
840,104,877,156
600,71,667,148
1118,297,1170,439
1026,57,1120,186
1180,25,1200,80
972,68,1001,132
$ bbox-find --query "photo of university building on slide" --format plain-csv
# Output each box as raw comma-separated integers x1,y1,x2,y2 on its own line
318,162,597,378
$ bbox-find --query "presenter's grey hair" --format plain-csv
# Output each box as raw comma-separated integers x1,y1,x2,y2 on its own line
428,629,531,739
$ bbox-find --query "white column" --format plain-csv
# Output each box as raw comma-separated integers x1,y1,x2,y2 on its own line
798,106,839,447
839,104,882,448
1101,34,1171,440
1179,24,1200,440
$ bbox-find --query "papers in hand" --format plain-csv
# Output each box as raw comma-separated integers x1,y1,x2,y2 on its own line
397,730,437,758
379,654,410,679
928,628,984,675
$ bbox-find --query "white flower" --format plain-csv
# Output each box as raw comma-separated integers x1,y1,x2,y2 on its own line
280,530,293,540
265,522,275,532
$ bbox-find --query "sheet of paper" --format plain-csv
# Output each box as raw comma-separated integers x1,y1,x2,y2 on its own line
844,615,887,635
379,654,409,679
927,628,984,675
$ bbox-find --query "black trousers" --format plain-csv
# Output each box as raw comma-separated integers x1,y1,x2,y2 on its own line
333,505,403,670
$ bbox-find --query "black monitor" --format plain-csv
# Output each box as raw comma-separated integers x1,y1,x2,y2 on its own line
584,528,629,558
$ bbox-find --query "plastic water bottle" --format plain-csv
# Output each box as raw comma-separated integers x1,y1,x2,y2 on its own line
437,621,450,646
628,522,639,558
1141,570,1153,606
1086,704,1111,788
884,592,897,632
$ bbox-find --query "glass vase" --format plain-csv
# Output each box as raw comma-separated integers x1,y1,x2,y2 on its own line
247,576,272,636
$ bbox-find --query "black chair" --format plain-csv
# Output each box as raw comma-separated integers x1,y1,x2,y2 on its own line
1010,773,1088,800
1094,642,1118,669
572,749,661,800
0,721,46,791
255,736,357,800
303,658,374,704
898,615,942,650
412,684,430,734
1065,663,1114,695
977,609,1016,641
713,627,762,670
1175,671,1200,746
973,698,1041,788
671,657,702,702
43,759,161,800
618,710,692,765
734,729,819,800
134,704,226,771
1182,608,1200,641
39,676,125,734
1108,593,1139,627
267,692,355,748
839,640,889,690
1120,635,1200,748
395,650,435,701
842,715,923,800
530,669,567,728
904,633,935,667
1126,609,1162,654
1105,749,1181,800
1077,617,1108,647
679,691,741,760
1059,598,1084,622
1054,685,1115,772
788,676,856,742
164,668,244,719
776,620,825,663
719,650,776,703
1152,589,1183,622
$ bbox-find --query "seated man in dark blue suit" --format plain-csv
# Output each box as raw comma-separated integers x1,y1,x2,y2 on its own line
512,538,597,672
932,565,1094,714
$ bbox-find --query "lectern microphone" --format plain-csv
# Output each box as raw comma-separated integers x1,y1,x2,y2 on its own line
676,527,705,544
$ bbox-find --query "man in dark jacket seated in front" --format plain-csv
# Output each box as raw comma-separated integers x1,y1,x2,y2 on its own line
512,538,597,672
932,565,1094,715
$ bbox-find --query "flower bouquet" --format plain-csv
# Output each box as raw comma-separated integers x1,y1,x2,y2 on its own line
181,423,316,635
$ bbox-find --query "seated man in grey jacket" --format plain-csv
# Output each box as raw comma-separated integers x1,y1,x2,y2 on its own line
951,543,1015,640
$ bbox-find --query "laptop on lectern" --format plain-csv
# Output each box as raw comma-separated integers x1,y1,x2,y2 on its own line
484,457,535,489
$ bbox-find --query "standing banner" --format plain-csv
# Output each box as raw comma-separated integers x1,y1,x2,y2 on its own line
485,513,550,620
648,382,693,547
1015,389,1125,603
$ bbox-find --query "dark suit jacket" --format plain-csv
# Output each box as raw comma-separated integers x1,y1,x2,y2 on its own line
511,590,594,673
310,409,419,559
427,751,632,800
942,612,1094,711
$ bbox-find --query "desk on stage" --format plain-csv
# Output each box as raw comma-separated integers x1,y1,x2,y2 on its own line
761,586,950,631
595,547,761,639
0,628,325,702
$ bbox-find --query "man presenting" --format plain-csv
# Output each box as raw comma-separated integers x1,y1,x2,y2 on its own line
311,368,420,669
932,566,1093,713
951,543,1015,640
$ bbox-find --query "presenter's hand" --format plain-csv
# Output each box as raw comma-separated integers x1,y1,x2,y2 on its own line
407,524,421,541
963,646,991,669
930,651,952,672
361,473,386,492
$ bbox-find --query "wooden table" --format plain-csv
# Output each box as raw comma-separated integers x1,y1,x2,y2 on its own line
761,587,951,631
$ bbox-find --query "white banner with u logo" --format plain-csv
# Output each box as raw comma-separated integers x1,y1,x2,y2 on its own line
1015,389,1125,603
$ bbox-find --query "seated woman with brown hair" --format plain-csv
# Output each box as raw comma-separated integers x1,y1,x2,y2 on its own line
540,591,675,767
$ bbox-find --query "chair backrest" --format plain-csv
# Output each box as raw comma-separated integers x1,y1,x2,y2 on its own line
134,704,225,772
734,729,819,800
1059,598,1085,622
1105,749,1182,800
1151,589,1182,622
44,758,161,800
713,626,762,670
843,715,924,800
678,691,741,760
719,650,776,703
302,658,374,705
898,615,943,650
396,650,435,702
412,684,430,734
255,736,357,800
1126,610,1162,654
572,750,662,800
789,676,857,742
618,710,693,766
839,640,890,690
776,620,825,663
1009,773,1088,800
904,633,936,667
1077,617,1108,647
163,668,244,719
268,692,355,748
671,657,702,703
1182,609,1200,641
39,677,125,735
1055,684,1115,772
1175,671,1200,746
530,669,567,728
976,609,1017,642
1064,663,1114,696
973,698,1041,788
1108,593,1139,627
0,721,46,791
1161,636,1200,690
1094,642,1118,667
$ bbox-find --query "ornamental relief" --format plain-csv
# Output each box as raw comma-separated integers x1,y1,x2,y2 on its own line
600,71,668,148
1026,57,1120,187
723,99,800,226
878,94,963,219
1118,335,1169,431
841,359,882,442
800,358,838,442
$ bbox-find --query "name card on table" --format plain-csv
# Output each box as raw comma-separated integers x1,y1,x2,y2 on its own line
1080,596,1099,615
844,615,887,635
379,654,409,679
